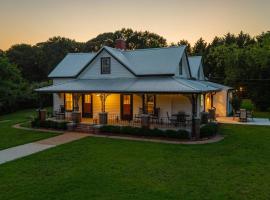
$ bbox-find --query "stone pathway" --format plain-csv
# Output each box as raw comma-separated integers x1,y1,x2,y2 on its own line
0,133,89,165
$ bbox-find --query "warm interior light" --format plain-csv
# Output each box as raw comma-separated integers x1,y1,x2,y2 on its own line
239,87,243,92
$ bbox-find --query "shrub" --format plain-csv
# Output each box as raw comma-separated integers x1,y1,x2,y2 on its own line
31,118,68,130
99,125,190,140
241,99,255,111
200,122,218,138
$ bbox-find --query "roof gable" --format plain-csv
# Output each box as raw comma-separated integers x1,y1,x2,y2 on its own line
48,45,187,78
188,56,204,80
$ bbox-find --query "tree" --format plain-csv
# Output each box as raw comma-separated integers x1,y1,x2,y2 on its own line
6,44,41,82
36,36,83,80
192,37,208,56
0,49,4,57
236,31,255,48
84,28,167,52
174,39,192,54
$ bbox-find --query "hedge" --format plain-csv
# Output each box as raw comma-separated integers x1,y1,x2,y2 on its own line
99,125,190,140
200,122,218,138
31,118,68,130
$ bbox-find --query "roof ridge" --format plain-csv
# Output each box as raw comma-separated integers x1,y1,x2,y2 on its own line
123,45,186,52
67,52,96,55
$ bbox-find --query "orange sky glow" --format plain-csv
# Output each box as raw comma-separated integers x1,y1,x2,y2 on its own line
0,0,269,50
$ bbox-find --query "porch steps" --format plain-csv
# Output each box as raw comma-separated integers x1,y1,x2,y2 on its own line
68,123,96,133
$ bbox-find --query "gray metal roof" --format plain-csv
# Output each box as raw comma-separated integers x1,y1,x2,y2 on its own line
48,53,96,78
49,46,186,77
122,46,185,75
188,56,202,79
36,77,221,93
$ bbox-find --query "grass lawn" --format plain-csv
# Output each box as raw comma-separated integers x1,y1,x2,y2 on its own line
0,109,58,150
253,111,270,119
0,124,270,199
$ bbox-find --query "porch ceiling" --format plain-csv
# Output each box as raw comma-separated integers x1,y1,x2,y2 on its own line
35,77,221,94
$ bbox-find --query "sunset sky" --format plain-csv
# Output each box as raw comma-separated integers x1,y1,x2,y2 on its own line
0,0,269,50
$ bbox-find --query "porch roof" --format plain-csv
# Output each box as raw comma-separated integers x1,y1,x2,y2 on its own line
36,77,222,94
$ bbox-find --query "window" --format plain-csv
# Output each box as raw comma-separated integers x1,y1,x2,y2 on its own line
144,94,156,114
65,93,73,111
101,57,111,74
179,59,183,75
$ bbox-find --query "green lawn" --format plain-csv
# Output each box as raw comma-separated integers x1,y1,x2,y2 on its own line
0,109,58,150
253,111,270,119
1,123,270,199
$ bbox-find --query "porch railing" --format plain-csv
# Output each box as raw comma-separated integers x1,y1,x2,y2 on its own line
106,114,192,130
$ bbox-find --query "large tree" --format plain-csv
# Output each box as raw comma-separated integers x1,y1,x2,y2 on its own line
36,36,83,80
6,44,41,82
192,37,208,56
84,28,167,52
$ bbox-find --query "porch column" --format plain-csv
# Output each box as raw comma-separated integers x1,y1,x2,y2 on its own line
191,94,200,140
203,93,206,112
98,93,110,124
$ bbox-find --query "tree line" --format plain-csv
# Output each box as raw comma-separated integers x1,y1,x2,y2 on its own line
0,28,270,114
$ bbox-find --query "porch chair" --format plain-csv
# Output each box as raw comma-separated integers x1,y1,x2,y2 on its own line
55,105,65,120
166,112,177,126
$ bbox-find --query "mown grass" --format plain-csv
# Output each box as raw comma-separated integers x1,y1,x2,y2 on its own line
0,122,270,199
0,109,58,150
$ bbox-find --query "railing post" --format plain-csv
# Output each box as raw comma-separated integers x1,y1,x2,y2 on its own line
141,114,150,129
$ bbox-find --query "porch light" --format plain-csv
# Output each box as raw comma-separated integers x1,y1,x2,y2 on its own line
239,86,243,92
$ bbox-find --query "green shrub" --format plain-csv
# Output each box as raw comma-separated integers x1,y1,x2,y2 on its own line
99,125,190,140
241,99,255,111
200,122,218,138
31,118,67,130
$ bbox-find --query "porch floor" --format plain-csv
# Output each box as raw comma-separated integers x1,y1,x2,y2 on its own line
216,117,270,126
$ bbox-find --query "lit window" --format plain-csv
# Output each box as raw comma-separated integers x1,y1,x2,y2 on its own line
145,95,155,114
84,94,91,103
65,93,73,111
101,57,111,74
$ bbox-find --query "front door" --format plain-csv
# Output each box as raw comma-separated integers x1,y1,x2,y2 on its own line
121,94,133,120
82,94,93,118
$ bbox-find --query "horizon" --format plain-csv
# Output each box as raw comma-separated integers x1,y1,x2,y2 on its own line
1,0,270,50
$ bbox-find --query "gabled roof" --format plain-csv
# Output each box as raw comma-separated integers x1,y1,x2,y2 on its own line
49,46,186,78
188,56,202,79
48,53,96,78
122,46,185,75
36,77,221,93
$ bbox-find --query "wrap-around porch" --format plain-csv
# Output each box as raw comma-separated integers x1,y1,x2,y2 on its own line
51,92,216,136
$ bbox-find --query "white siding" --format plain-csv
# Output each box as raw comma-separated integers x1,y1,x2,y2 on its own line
213,90,228,117
174,53,190,78
198,63,205,80
79,51,135,79
133,94,143,115
53,93,64,112
156,94,192,118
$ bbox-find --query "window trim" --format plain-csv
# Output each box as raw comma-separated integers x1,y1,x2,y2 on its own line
100,57,111,74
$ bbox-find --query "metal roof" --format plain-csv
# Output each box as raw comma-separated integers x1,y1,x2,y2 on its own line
36,77,221,93
48,46,186,78
48,53,96,78
188,56,202,79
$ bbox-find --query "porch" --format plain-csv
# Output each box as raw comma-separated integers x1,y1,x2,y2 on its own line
50,92,217,136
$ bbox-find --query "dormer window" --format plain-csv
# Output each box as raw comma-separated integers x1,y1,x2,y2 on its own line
101,57,111,74
179,59,183,75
